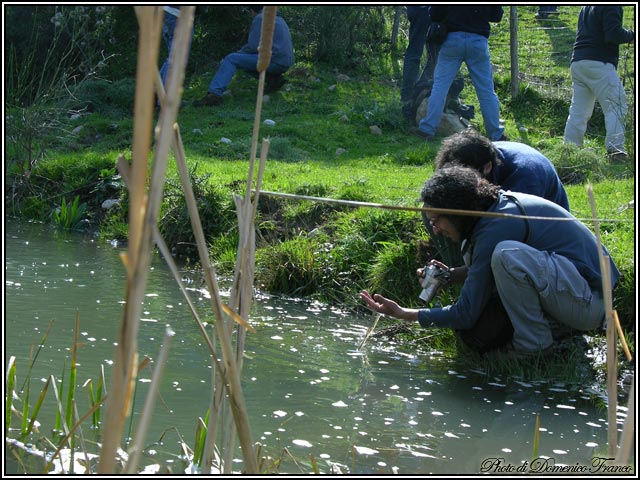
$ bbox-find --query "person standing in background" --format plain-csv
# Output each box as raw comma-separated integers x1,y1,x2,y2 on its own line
159,6,194,87
412,5,506,142
400,6,438,120
563,6,634,162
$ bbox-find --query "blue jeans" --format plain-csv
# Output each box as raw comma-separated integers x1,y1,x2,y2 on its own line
401,6,436,103
208,53,289,95
491,241,604,352
418,31,504,140
159,13,194,87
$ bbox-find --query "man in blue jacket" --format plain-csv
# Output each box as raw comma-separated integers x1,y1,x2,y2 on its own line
361,165,620,355
563,6,634,162
194,6,294,107
425,130,569,266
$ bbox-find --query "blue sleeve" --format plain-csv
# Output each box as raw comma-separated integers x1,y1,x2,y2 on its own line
239,15,261,53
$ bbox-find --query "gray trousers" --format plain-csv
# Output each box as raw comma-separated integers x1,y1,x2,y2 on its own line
491,241,605,352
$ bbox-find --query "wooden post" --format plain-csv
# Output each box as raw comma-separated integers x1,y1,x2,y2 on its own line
510,7,519,99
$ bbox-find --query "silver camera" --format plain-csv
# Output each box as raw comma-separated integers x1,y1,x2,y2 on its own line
419,264,450,303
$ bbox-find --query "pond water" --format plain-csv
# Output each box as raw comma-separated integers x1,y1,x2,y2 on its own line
4,219,627,475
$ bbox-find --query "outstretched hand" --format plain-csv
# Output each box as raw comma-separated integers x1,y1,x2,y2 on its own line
360,290,416,322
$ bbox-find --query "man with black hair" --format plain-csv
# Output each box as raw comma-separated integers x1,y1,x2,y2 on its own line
425,130,569,267
361,165,620,356
194,6,294,107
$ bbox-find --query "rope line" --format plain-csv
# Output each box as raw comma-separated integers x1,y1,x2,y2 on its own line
255,190,633,224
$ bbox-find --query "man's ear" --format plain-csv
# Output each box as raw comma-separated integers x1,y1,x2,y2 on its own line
482,162,492,177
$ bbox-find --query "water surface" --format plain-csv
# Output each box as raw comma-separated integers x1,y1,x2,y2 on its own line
4,219,623,474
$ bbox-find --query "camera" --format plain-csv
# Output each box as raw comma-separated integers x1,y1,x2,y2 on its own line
419,264,450,303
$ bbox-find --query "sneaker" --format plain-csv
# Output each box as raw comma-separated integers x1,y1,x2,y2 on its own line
497,134,510,141
193,93,223,107
265,74,287,93
410,127,436,142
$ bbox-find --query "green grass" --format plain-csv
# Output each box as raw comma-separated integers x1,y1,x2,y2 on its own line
5,5,635,363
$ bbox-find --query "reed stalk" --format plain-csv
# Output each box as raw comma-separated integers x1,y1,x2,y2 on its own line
221,7,277,472
152,25,258,472
612,310,632,362
24,376,51,437
586,184,617,457
532,414,540,459
64,312,79,434
20,379,29,436
202,325,222,474
5,356,16,434
99,5,191,473
20,319,55,393
615,376,634,465
124,327,176,474
44,398,106,474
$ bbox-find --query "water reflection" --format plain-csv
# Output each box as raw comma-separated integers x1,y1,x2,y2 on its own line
4,220,620,474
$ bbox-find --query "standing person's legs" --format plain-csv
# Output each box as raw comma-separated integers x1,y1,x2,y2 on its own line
413,38,440,97
159,13,178,86
563,60,597,147
465,33,504,141
401,8,430,104
595,63,628,152
417,33,464,136
207,52,260,95
491,241,604,352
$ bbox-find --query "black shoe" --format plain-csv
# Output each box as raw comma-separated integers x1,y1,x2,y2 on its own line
497,134,510,141
265,74,287,93
193,93,223,107
607,148,629,163
410,127,436,142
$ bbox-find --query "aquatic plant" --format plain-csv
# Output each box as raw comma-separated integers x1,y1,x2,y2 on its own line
51,195,87,230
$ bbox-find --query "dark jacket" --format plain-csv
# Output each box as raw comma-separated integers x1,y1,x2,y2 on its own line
492,141,570,212
430,5,503,38
418,191,620,330
240,11,294,69
571,6,634,68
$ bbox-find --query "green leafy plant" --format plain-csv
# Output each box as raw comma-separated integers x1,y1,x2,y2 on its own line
51,195,88,230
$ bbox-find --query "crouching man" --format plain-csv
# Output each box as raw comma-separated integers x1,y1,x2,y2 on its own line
361,165,620,355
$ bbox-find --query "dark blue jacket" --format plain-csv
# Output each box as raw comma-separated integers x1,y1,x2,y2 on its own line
240,11,294,69
430,5,503,38
571,6,634,68
418,191,620,330
492,141,570,212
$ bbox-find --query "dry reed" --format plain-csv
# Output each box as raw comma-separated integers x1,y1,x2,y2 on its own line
586,184,620,458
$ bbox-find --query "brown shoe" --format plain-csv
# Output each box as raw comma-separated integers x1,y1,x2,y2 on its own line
497,134,509,141
193,93,223,107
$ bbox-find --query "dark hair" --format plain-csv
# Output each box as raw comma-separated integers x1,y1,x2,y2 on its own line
434,130,502,174
249,6,263,13
420,165,500,238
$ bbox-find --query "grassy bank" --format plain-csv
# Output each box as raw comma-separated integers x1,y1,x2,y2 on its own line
5,5,635,353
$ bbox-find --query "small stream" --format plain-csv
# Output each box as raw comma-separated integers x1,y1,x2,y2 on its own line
4,219,626,474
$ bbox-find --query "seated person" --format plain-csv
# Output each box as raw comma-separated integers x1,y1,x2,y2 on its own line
361,165,620,355
194,6,294,107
